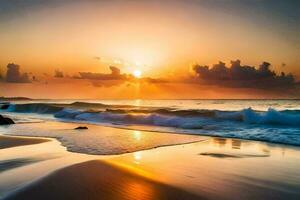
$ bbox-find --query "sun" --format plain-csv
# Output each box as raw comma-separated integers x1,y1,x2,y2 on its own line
133,70,142,78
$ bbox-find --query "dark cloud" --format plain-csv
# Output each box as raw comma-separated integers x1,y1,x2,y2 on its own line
74,66,168,88
54,69,64,78
6,63,31,83
192,60,295,88
76,66,131,88
78,66,128,81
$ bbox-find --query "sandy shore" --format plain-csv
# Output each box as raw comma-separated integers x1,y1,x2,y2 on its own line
0,134,203,200
4,160,203,200
1,122,300,200
0,135,50,149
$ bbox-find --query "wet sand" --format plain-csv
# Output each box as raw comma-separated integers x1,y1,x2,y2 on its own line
0,135,50,149
1,122,300,200
106,138,300,200
0,133,202,200
5,160,203,200
0,134,203,200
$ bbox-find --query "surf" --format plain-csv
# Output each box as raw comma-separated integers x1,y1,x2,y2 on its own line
1,101,300,146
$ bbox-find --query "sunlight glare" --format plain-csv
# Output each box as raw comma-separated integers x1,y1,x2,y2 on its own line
133,70,142,78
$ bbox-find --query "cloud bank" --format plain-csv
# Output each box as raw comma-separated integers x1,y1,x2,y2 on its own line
54,69,64,78
192,60,296,88
78,66,128,81
6,63,31,83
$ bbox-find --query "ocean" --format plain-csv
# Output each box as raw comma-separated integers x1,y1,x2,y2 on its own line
1,99,300,146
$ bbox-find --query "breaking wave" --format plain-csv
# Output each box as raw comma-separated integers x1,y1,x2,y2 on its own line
2,102,300,127
5,103,64,114
1,101,300,146
52,107,300,128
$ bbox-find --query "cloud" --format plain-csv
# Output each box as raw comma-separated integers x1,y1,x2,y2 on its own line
74,66,169,88
5,63,31,83
74,66,128,87
77,66,128,81
54,69,64,78
192,60,296,88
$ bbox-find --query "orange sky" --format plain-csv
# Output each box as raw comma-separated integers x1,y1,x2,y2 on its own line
0,0,299,99
1,78,298,99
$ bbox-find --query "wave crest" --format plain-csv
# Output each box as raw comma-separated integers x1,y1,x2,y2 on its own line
2,101,300,146
2,102,300,127
5,103,63,114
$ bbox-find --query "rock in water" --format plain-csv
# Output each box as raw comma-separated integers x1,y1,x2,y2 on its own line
0,104,10,109
0,115,15,125
75,126,88,130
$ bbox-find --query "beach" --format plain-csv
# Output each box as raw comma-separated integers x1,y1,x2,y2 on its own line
1,0,300,198
4,160,202,200
0,135,49,149
1,120,300,200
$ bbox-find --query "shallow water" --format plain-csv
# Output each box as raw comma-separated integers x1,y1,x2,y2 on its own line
1,99,300,146
0,121,205,155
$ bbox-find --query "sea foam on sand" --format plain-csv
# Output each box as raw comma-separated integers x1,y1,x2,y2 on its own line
0,121,205,155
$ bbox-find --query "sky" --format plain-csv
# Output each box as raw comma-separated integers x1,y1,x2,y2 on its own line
0,0,299,99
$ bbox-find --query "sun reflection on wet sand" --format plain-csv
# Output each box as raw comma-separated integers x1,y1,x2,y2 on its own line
125,181,156,200
134,152,142,164
108,137,300,199
133,130,142,141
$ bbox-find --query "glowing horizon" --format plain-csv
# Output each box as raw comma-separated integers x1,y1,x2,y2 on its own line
0,0,299,99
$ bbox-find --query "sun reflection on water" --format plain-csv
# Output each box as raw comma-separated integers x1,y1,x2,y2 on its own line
134,152,142,165
134,99,141,106
133,130,142,141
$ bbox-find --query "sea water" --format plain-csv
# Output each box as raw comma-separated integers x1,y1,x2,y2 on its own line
1,99,300,146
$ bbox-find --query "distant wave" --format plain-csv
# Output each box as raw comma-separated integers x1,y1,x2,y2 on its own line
69,101,107,108
1,101,300,146
54,109,209,129
54,107,300,127
5,103,64,114
1,101,139,114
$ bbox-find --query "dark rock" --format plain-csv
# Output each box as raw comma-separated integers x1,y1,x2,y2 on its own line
0,115,15,125
74,126,88,130
0,104,10,109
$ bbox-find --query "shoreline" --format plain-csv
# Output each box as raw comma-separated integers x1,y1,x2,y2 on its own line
2,111,300,148
0,135,50,149
0,120,206,155
0,133,205,200
2,133,208,156
3,119,300,152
